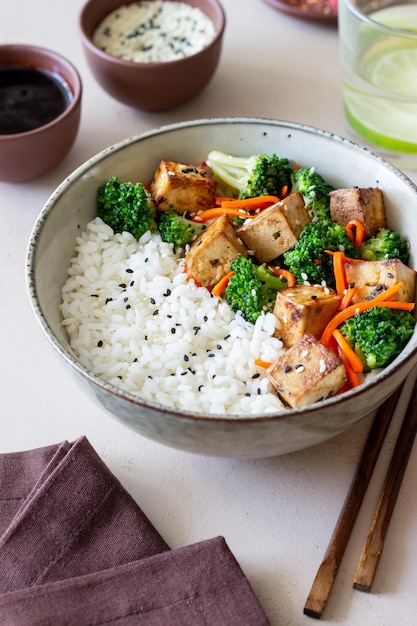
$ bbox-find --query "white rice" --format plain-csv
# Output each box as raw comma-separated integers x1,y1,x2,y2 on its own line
61,218,287,416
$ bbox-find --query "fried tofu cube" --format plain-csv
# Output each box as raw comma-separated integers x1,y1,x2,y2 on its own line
150,159,217,215
236,192,311,263
185,215,248,288
329,187,386,238
266,333,347,408
273,284,342,347
344,258,416,304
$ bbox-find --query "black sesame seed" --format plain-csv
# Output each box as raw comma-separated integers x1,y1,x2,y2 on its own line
153,309,159,315
310,295,317,300
126,304,131,309
252,373,260,379
105,297,113,305
171,328,176,334
193,326,200,335
130,281,135,287
245,392,251,397
150,297,156,305
257,388,261,395
97,340,103,347
119,283,126,288
126,268,133,273
91,294,99,298
284,365,292,373
295,364,303,370
198,385,204,391
208,353,215,357
184,355,189,362
203,316,208,322
124,297,128,302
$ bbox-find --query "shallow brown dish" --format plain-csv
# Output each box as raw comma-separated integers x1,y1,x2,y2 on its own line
26,118,417,458
0,44,82,183
79,0,226,111
263,0,337,24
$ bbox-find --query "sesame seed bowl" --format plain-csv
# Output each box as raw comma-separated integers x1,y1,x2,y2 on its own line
26,118,417,458
79,0,226,111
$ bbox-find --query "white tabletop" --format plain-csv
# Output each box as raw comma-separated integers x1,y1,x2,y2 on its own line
1,1,417,624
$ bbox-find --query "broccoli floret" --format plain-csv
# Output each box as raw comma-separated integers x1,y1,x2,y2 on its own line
339,307,415,371
283,218,360,289
206,150,292,200
225,254,288,324
158,210,205,249
97,176,158,239
360,227,410,264
291,166,335,221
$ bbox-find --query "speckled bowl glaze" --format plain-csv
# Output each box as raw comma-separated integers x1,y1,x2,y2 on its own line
26,118,417,458
0,44,82,183
79,0,225,111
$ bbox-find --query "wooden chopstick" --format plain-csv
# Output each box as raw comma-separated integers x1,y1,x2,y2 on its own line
353,373,417,592
303,381,406,620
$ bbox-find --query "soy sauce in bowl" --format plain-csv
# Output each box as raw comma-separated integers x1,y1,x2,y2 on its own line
0,67,73,135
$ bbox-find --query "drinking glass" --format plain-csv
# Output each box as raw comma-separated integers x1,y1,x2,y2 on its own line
338,0,417,169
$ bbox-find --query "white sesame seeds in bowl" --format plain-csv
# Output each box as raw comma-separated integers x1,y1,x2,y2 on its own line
79,0,226,111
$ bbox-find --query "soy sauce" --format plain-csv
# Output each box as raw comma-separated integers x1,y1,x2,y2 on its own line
0,67,73,135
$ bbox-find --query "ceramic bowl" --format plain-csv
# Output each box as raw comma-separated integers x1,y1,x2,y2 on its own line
26,118,417,458
79,0,225,111
0,44,82,183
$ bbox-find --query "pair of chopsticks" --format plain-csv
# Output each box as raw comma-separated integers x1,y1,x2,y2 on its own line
304,367,417,619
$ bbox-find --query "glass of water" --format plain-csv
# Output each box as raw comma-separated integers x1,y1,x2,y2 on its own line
338,0,417,169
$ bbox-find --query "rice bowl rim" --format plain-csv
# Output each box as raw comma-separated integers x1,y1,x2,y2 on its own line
26,116,417,424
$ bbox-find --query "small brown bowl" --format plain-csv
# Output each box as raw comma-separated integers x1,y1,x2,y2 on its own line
79,0,226,111
0,45,82,183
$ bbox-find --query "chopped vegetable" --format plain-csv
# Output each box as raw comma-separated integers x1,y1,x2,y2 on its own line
158,209,205,249
206,150,292,199
97,176,158,239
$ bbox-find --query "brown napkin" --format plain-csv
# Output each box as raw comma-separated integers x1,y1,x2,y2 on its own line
0,436,169,593
0,437,270,625
0,536,270,625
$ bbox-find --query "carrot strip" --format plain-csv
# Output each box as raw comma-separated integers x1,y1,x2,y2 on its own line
268,266,297,287
280,185,288,199
255,358,272,368
321,298,415,346
337,346,362,388
333,329,364,373
345,220,365,247
372,281,404,302
215,196,234,204
211,271,235,297
325,250,365,264
332,251,348,295
339,284,358,310
192,208,254,222
220,195,279,209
